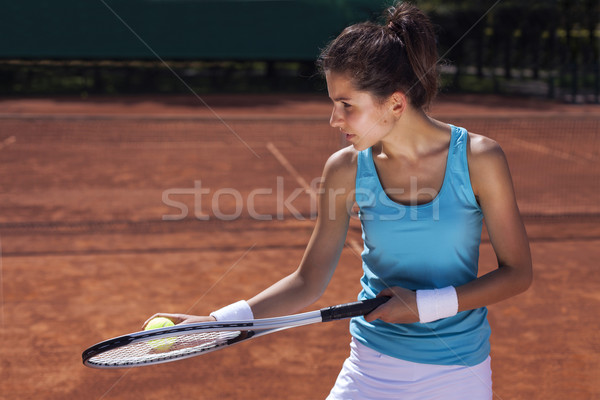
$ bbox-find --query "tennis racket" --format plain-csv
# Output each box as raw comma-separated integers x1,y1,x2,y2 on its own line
82,296,389,369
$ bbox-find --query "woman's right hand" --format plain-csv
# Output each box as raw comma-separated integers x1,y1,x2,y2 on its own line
142,313,216,330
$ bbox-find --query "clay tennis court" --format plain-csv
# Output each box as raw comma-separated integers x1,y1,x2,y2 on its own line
0,93,598,399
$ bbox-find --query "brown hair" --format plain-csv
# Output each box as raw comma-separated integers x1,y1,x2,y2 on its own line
317,2,439,109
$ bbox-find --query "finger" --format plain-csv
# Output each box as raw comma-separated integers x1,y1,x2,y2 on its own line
364,303,386,323
142,314,161,329
365,291,396,322
142,313,179,329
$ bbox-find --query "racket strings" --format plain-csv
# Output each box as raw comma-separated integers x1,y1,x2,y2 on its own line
87,330,242,367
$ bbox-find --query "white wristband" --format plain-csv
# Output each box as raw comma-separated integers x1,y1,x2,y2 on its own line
416,286,459,323
210,300,254,321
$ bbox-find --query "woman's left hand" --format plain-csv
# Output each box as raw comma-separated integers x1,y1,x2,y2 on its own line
364,287,420,324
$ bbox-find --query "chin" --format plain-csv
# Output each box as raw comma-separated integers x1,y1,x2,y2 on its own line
352,142,370,151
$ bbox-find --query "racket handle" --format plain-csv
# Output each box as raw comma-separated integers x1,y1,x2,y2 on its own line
320,296,390,322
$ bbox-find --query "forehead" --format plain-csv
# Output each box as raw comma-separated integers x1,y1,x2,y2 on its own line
325,71,358,99
325,71,381,106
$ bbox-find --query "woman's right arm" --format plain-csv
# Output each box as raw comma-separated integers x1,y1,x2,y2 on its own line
143,148,357,328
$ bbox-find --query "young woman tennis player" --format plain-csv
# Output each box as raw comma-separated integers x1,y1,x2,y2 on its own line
147,3,532,398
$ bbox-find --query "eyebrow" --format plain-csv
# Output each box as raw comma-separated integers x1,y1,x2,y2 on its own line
331,97,351,102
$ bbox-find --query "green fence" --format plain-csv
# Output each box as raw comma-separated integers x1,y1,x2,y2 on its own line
427,1,599,102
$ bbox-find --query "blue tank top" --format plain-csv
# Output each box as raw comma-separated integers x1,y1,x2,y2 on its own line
350,125,491,366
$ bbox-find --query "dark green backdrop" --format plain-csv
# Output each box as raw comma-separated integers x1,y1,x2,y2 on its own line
0,0,386,60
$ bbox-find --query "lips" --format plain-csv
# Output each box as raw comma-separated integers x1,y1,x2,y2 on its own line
341,130,355,141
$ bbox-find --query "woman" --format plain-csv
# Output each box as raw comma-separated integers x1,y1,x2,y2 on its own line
146,3,532,398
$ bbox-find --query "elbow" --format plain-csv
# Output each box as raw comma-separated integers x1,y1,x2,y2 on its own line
515,262,533,295
526,264,534,289
500,260,533,296
305,280,329,305
520,270,533,294
291,270,327,306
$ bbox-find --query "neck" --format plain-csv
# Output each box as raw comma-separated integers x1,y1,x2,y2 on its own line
376,107,450,161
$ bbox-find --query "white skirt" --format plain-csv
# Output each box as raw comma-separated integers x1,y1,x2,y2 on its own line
326,338,492,400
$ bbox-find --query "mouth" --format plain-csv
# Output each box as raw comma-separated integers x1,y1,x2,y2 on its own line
342,131,355,141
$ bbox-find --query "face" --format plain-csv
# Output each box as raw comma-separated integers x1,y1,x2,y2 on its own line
326,71,396,151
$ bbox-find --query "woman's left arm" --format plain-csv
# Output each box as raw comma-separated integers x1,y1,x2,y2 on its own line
455,133,533,311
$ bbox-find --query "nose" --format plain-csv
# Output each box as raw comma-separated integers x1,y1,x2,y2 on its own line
329,105,343,129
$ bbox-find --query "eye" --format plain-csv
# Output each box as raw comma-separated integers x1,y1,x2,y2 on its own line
342,102,352,108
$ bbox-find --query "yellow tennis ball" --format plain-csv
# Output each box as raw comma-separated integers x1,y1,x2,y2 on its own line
144,317,175,352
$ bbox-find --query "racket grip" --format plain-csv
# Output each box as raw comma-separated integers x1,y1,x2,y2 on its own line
320,296,390,322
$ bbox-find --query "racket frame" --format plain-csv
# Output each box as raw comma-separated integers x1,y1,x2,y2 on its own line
82,297,388,368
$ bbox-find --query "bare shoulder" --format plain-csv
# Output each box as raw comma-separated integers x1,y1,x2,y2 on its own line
467,132,509,172
467,132,512,197
323,145,358,188
468,132,505,160
326,145,358,168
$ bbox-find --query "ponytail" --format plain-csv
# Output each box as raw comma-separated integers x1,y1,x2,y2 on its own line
386,3,438,108
317,2,439,109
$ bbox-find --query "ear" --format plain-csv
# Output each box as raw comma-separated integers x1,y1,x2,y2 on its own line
388,92,407,117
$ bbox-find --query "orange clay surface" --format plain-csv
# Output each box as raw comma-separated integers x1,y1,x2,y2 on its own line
0,93,598,399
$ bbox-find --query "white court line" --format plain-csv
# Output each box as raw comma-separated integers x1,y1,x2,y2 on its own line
510,137,594,164
267,142,366,259
0,136,16,150
266,142,318,204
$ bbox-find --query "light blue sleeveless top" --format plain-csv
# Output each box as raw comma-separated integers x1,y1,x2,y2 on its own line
350,125,491,366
